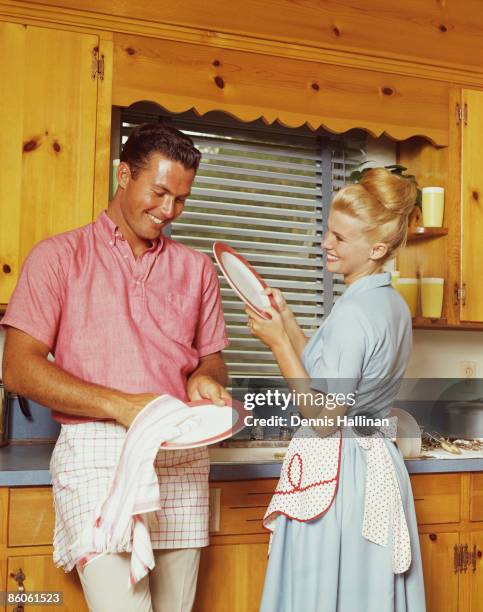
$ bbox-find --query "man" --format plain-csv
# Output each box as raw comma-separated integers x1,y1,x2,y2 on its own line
2,124,230,611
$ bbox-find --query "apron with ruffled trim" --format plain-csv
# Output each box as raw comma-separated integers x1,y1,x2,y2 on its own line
263,420,412,574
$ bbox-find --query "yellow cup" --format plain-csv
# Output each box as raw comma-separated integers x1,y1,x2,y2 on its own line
422,187,444,227
395,278,418,317
391,270,400,287
421,277,444,319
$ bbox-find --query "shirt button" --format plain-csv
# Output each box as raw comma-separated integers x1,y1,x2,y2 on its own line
109,241,114,246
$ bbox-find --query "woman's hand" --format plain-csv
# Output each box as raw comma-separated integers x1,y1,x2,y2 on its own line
264,287,292,319
245,305,289,350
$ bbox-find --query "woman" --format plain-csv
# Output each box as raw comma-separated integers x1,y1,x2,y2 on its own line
246,168,426,612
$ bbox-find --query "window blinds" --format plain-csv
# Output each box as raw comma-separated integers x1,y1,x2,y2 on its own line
120,112,363,375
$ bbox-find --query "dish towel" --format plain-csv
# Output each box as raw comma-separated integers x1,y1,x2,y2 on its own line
71,395,200,587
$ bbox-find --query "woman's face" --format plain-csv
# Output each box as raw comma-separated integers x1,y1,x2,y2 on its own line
322,209,386,284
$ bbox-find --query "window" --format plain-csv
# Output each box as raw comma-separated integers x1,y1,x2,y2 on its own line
118,108,364,376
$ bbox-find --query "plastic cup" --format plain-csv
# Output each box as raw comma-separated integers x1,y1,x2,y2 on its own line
391,270,401,287
395,278,418,317
421,277,444,319
422,187,444,227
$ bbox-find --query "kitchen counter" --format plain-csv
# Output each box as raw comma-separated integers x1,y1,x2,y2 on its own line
1,442,483,486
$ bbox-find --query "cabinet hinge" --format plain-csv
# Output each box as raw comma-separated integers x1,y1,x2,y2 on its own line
91,47,105,81
456,103,462,125
454,282,467,306
456,103,468,126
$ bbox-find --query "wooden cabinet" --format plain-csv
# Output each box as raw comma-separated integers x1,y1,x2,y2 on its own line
3,475,483,611
460,89,483,323
194,543,269,612
412,473,483,612
412,474,462,611
469,473,483,521
0,4,482,334
463,531,483,612
0,488,87,611
0,21,112,305
397,87,483,328
194,479,276,611
419,531,460,612
8,488,54,547
412,473,461,525
6,555,86,612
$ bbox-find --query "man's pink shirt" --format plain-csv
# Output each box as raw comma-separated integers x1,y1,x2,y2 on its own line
1,212,229,423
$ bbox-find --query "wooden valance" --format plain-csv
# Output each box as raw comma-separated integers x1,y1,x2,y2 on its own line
113,33,450,145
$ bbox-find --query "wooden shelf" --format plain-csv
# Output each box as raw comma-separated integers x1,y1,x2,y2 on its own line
412,316,448,329
407,227,448,242
412,317,483,330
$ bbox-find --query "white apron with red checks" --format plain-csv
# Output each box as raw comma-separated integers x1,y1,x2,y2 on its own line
50,421,209,572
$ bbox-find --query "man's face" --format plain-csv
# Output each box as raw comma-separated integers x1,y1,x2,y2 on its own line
117,153,195,250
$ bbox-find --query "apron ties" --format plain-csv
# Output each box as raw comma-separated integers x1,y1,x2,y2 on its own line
358,434,412,573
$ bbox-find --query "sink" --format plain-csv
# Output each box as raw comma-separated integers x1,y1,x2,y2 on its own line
209,444,288,463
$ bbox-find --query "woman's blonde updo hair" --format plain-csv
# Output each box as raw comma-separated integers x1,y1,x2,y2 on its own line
331,167,417,262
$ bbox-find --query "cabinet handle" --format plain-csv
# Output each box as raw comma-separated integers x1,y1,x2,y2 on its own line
454,544,468,574
9,567,26,611
10,568,25,589
471,545,477,573
429,533,437,541
464,544,468,572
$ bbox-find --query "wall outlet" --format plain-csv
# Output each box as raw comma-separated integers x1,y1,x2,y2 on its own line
459,361,477,378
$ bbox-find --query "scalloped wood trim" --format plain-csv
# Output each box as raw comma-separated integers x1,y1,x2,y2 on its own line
113,34,450,145
116,98,447,146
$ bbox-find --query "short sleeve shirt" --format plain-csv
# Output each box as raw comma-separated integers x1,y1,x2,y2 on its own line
1,212,229,422
302,272,412,416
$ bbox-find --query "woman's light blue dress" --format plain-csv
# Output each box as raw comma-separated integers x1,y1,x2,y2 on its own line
260,272,426,612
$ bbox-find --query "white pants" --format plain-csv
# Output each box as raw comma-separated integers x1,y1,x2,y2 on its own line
77,548,201,612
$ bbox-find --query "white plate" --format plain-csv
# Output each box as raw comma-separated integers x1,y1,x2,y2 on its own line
160,398,250,450
213,242,277,319
390,407,422,458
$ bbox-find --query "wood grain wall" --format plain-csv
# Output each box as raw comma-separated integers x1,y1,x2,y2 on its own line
13,0,483,72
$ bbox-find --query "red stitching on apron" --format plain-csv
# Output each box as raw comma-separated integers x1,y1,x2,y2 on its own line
275,451,338,495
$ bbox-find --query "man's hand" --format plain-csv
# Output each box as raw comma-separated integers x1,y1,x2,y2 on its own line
187,374,231,406
113,392,159,429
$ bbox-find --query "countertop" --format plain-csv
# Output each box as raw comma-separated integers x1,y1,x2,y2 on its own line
1,443,483,486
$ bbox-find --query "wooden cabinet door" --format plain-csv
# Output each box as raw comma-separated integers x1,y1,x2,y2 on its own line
461,88,483,323
194,542,268,612
0,22,99,303
460,531,483,612
419,531,460,612
6,555,87,611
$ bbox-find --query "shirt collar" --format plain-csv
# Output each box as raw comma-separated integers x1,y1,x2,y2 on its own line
337,271,392,303
95,211,165,254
